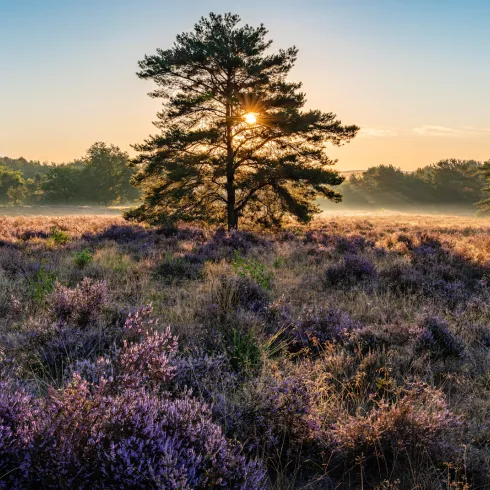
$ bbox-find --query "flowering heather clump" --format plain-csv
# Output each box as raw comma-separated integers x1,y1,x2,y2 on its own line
21,378,265,489
84,223,149,243
334,235,374,254
332,383,462,475
415,317,465,360
196,228,271,262
227,375,322,465
425,279,469,307
277,230,297,242
303,229,330,246
174,225,208,242
289,308,361,354
154,254,204,283
50,278,108,326
380,262,426,294
0,309,266,489
0,383,38,483
212,274,270,315
70,305,177,390
325,254,377,287
123,303,156,340
116,327,178,389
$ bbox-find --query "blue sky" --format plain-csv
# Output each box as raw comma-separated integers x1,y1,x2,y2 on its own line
1,0,489,169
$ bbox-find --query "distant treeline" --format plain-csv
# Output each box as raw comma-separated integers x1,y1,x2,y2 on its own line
0,142,139,206
1,150,489,213
338,159,490,211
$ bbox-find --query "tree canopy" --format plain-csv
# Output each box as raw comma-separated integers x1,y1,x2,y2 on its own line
477,160,490,215
340,159,486,210
0,144,139,206
83,142,137,204
0,166,26,205
42,166,84,204
125,13,359,229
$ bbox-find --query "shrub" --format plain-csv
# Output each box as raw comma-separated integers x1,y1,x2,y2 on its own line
325,254,377,287
172,352,238,401
228,329,262,373
73,249,93,269
0,308,266,489
85,224,148,243
212,275,269,316
332,383,462,477
226,375,322,468
116,327,178,390
0,383,38,482
34,325,114,383
123,304,157,340
29,262,56,302
415,317,465,361
19,229,50,241
334,235,374,254
232,251,273,290
289,308,361,354
424,279,469,308
154,254,204,283
379,262,426,294
22,379,266,489
265,295,293,331
50,278,108,327
478,326,490,348
49,226,70,245
196,229,271,262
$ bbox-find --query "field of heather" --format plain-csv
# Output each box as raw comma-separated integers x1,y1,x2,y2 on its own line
1,214,490,489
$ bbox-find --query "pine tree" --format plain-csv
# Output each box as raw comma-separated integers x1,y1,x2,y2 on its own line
126,13,359,229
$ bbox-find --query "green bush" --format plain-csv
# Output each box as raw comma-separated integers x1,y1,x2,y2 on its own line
73,249,93,269
229,329,261,373
232,251,272,290
29,263,56,302
49,226,70,245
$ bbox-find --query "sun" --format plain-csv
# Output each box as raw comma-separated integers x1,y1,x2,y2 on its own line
244,112,257,125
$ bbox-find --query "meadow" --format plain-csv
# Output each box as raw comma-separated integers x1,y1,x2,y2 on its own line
0,214,489,489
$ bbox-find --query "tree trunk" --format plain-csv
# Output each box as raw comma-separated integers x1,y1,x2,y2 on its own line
225,90,238,231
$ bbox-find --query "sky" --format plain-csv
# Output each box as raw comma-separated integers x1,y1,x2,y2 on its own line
1,0,489,171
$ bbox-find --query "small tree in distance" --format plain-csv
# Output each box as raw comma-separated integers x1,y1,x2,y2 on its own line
0,166,26,205
84,142,136,205
126,13,359,230
43,166,83,204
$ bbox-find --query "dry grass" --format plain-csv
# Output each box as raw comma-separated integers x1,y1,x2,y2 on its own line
1,213,489,489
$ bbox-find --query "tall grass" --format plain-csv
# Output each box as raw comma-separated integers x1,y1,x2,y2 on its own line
0,214,489,488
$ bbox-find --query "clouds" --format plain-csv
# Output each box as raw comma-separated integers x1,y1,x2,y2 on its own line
412,125,490,137
359,128,398,138
463,126,490,133
356,125,490,140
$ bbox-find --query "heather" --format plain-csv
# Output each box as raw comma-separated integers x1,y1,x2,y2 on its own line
1,214,490,488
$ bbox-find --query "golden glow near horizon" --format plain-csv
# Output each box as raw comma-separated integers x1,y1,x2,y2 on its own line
2,2,490,171
244,113,257,125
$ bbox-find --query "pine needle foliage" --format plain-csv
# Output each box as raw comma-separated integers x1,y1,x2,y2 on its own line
126,13,359,229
